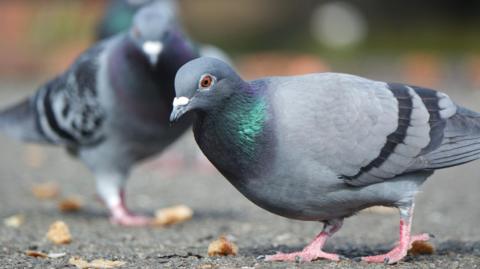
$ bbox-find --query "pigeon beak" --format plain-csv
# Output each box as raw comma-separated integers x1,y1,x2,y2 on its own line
170,96,190,123
142,41,163,66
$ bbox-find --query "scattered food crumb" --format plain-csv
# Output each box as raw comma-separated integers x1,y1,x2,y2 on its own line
152,204,193,226
25,250,66,259
208,236,238,257
362,206,397,215
69,256,126,269
25,250,48,258
409,240,435,256
47,252,67,258
31,182,60,200
58,196,83,212
46,221,72,244
4,214,24,228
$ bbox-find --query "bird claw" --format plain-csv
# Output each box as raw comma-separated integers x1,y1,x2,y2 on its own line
294,255,302,263
383,257,390,265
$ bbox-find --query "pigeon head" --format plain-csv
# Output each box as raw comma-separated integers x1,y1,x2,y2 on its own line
130,0,178,66
170,57,245,122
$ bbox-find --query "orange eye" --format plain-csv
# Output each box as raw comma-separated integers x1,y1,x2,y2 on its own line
199,75,214,89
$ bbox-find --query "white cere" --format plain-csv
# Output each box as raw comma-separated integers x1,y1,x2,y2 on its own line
173,97,190,107
142,41,163,55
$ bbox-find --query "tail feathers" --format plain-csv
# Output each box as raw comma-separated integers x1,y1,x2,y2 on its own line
421,106,480,169
0,97,49,143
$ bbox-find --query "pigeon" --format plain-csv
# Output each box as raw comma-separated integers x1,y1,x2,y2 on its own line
96,0,232,63
96,0,158,41
0,1,199,226
170,57,480,264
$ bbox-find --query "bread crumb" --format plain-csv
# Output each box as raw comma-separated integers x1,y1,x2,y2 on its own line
408,240,435,256
58,196,83,212
32,182,60,200
152,205,193,226
208,236,238,257
69,256,126,268
4,214,24,228
25,250,48,258
25,250,66,259
46,221,72,244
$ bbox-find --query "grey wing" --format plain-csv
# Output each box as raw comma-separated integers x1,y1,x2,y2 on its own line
34,44,106,146
341,83,459,186
274,73,463,187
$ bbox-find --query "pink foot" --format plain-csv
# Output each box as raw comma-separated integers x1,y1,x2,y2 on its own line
362,203,430,264
362,245,408,264
266,250,340,262
109,202,152,227
362,233,432,263
110,213,152,227
266,220,343,263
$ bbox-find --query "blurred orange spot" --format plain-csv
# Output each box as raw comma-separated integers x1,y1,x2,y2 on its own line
238,52,330,80
402,53,442,88
0,1,105,77
31,182,60,200
467,55,480,90
45,40,91,75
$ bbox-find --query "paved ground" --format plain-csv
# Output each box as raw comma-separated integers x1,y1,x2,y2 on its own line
0,81,479,268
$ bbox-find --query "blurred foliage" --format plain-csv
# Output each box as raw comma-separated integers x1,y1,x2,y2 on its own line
0,0,480,78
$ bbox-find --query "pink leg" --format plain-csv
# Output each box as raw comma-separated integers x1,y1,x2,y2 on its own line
108,190,152,227
96,173,152,227
362,202,429,264
266,219,343,262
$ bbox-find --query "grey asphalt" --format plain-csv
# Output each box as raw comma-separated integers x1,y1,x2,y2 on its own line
0,80,479,269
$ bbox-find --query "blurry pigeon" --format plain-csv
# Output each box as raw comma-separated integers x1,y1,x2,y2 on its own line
0,2,198,226
96,0,232,63
96,0,154,41
170,57,480,264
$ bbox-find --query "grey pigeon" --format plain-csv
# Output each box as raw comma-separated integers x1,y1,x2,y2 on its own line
96,0,154,40
0,2,198,226
170,57,480,264
96,0,232,63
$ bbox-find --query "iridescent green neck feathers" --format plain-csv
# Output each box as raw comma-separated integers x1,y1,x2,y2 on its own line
218,92,268,157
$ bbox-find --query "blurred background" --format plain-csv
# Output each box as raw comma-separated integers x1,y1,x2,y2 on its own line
0,0,480,183
1,0,480,89
1,0,480,191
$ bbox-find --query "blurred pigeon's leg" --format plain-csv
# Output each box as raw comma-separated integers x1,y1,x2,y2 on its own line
265,219,343,262
96,173,152,226
362,202,419,264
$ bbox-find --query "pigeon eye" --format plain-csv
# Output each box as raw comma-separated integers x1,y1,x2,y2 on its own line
199,74,215,89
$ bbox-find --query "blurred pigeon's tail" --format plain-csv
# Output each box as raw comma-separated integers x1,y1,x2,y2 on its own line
421,106,480,169
0,97,49,143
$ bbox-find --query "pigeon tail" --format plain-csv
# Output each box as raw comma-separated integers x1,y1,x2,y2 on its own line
420,106,480,169
0,97,49,143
